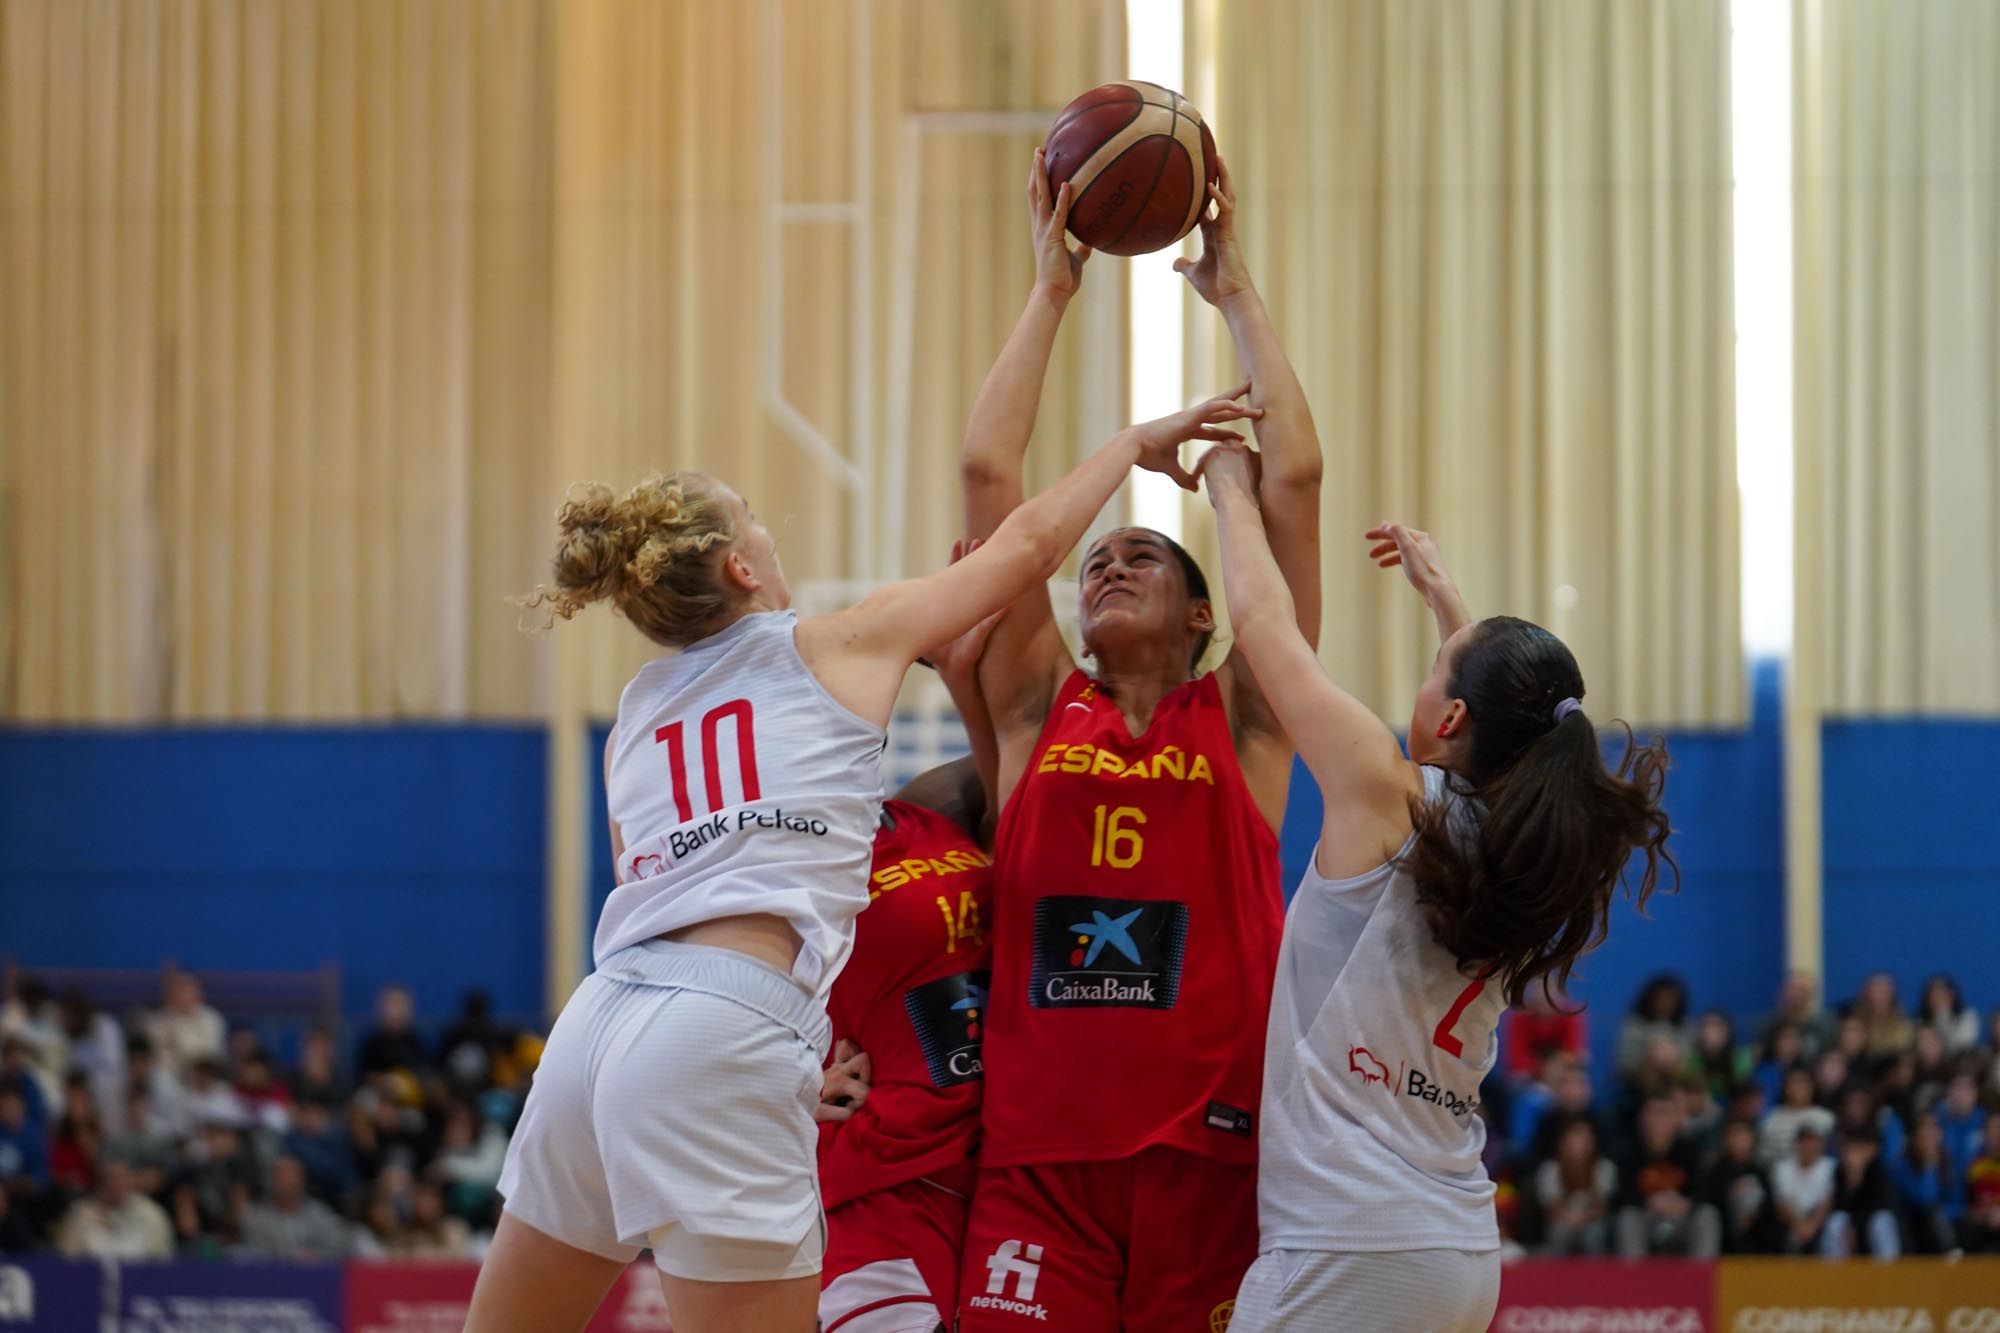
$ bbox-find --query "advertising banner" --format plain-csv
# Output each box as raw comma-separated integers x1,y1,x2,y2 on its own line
0,1257,104,1331
1716,1257,2000,1332
344,1263,479,1333
1491,1258,1716,1332
118,1261,341,1333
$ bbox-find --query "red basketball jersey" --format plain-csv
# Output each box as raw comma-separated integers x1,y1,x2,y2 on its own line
981,671,1283,1167
818,800,993,1211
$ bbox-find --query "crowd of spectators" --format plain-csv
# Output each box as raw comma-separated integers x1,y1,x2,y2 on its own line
0,970,541,1264
1488,971,2000,1261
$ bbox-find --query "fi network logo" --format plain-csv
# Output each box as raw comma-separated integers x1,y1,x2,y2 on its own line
965,1240,1049,1322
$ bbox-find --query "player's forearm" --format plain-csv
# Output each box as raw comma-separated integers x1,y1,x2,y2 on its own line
1210,484,1298,656
985,428,1140,583
1427,579,1474,643
961,286,1073,539
1219,288,1322,493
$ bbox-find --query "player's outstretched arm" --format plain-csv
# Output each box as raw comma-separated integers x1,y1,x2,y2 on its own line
961,147,1091,543
1177,155,1323,651
1366,521,1473,645
1198,445,1419,872
806,391,1255,729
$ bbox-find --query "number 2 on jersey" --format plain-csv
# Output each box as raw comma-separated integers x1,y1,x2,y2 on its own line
656,700,760,822
1432,977,1487,1059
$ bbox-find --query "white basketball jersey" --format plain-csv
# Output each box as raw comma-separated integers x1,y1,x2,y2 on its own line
1257,765,1506,1254
596,610,886,998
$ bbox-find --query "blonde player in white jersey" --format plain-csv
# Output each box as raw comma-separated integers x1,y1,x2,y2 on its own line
461,391,1259,1333
1194,444,1676,1333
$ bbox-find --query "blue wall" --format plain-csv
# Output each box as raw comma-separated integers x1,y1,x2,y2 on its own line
1822,719,2000,1014
4,675,1996,1060
1275,664,1789,1077
0,727,546,1030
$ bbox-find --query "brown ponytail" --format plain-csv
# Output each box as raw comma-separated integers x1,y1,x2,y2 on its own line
1403,616,1676,1006
518,474,739,646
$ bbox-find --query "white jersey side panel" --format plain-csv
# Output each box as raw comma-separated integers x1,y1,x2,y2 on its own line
1257,765,1506,1253
595,611,886,998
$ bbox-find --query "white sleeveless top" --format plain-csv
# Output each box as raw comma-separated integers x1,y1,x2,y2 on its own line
596,610,887,998
1257,765,1506,1253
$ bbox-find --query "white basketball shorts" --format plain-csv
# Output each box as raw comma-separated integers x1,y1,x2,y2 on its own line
1228,1246,1501,1333
497,938,833,1281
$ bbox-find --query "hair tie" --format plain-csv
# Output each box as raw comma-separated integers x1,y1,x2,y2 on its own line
1552,697,1583,724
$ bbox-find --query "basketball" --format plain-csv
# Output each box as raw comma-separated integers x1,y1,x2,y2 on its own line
1044,80,1219,257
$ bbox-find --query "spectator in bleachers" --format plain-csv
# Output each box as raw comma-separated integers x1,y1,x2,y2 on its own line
356,985,429,1079
431,1101,506,1227
1892,1113,1962,1254
437,990,510,1095
0,1038,47,1129
283,1097,357,1212
1614,1092,1720,1258
54,1156,171,1261
0,978,64,1110
0,1183,37,1252
1526,1061,1610,1165
1937,1071,1989,1167
1823,1127,1900,1257
234,1048,293,1133
398,1179,474,1261
0,1086,49,1242
57,991,125,1134
1759,1066,1836,1169
180,1057,246,1130
1963,1116,2000,1253
240,1154,351,1261
293,1028,348,1107
1689,1010,1751,1101
1701,1118,1776,1254
1912,1026,1953,1108
149,971,226,1082
1676,1072,1724,1158
1852,972,1916,1060
1507,1050,1573,1160
1622,1033,1693,1133
1773,1122,1836,1254
1617,974,1692,1082
1536,1118,1617,1255
1876,1051,1922,1130
47,1072,103,1196
1502,983,1588,1083
1812,1049,1852,1107
348,1082,430,1181
107,1083,176,1199
1751,1023,1804,1108
1757,972,1837,1063
1836,1085,1905,1163
170,1118,255,1251
1919,975,1981,1057
124,1035,187,1138
1833,1014,1869,1067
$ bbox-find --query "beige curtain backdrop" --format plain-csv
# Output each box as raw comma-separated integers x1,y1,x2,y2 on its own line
1795,0,2000,715
0,0,1122,722
1186,0,1741,729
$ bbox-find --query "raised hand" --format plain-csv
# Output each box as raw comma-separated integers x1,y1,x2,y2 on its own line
1194,439,1264,504
1172,155,1252,307
1131,381,1264,491
1365,521,1472,639
1029,146,1091,302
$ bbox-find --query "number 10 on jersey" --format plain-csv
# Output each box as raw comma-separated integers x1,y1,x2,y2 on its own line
655,700,760,823
1089,805,1146,869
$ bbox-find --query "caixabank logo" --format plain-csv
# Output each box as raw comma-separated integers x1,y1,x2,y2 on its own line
904,970,990,1088
1029,895,1188,1009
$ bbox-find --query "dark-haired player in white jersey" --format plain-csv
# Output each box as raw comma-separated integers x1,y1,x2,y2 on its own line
461,392,1257,1333
1196,444,1676,1332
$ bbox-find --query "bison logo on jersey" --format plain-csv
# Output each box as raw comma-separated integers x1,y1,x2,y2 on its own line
904,970,990,1088
1347,1045,1392,1087
1029,895,1188,1010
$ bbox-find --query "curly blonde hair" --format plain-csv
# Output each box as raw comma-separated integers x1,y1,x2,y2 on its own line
520,473,739,646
